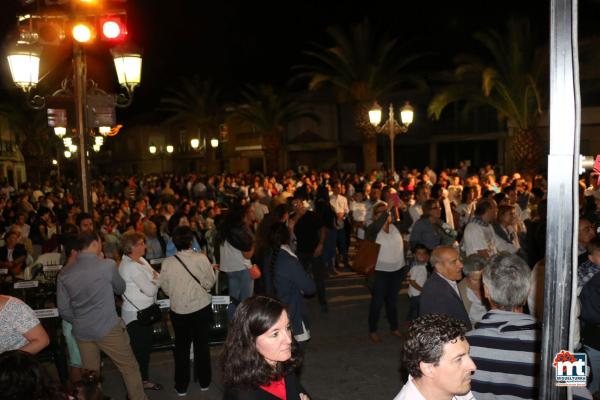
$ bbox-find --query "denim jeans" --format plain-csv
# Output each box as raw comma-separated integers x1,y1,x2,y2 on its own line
368,269,405,333
226,269,254,303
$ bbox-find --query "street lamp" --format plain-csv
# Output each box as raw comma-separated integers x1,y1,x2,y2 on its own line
210,138,219,148
6,11,142,213
190,138,200,149
368,101,414,173
148,145,173,173
6,43,41,92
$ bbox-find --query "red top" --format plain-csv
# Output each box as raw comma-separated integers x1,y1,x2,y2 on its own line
259,378,286,400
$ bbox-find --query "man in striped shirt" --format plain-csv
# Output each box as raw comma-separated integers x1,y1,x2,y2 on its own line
466,253,540,399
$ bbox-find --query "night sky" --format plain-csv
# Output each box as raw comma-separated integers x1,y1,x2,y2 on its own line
2,0,600,119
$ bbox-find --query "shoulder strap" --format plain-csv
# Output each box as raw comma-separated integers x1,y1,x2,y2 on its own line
122,294,140,311
174,254,202,286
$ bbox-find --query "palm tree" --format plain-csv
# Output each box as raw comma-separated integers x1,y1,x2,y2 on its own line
228,84,320,173
295,19,425,171
159,76,222,139
428,17,547,174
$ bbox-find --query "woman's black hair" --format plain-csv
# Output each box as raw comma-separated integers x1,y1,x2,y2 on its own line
217,203,251,245
461,185,475,204
221,295,302,389
266,222,291,296
167,212,187,236
0,350,66,400
172,225,194,251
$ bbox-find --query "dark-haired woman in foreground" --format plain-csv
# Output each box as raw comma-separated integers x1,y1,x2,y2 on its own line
222,295,310,400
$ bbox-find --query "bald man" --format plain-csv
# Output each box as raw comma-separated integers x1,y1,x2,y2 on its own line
419,246,472,330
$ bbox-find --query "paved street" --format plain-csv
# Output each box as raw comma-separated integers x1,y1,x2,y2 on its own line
101,271,410,400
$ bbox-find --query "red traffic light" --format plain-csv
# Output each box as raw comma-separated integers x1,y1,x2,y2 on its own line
99,16,127,42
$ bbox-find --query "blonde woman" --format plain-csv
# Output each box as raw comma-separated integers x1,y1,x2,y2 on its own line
119,231,162,391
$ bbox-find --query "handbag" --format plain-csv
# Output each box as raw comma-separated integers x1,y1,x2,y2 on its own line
350,239,381,275
248,264,262,280
123,295,162,326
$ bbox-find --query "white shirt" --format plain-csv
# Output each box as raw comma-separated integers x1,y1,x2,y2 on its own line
409,203,423,226
408,263,428,297
330,194,349,214
375,224,405,272
350,201,367,223
462,221,497,257
219,240,252,272
158,250,216,314
494,226,519,254
466,287,487,325
393,375,476,400
330,194,349,229
441,197,454,229
119,255,159,324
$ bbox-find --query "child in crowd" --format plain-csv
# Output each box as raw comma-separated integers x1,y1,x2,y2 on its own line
350,190,367,239
406,244,431,322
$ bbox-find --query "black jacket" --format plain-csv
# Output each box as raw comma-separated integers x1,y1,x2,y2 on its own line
223,373,306,400
580,271,600,349
0,243,27,262
419,271,473,330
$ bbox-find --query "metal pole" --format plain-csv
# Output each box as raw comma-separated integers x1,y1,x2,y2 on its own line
540,0,579,397
388,104,395,173
73,42,92,212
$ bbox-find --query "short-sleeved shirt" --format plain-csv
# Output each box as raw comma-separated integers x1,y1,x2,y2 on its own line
408,263,428,297
0,296,40,353
462,220,497,257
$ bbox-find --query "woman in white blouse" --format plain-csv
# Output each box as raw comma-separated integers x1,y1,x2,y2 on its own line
119,231,162,391
457,254,488,326
364,201,406,343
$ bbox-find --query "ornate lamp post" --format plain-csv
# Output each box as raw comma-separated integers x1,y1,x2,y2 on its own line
6,7,142,212
148,145,174,174
368,101,414,173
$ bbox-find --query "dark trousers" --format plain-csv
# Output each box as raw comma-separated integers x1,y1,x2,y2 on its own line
170,305,212,392
368,269,404,333
406,295,420,322
126,320,153,381
298,252,328,306
336,228,349,266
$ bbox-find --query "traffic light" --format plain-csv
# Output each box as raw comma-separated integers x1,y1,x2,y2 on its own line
72,21,94,43
99,16,127,42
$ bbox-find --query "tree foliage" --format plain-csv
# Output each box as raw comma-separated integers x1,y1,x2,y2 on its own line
229,84,320,136
159,76,222,135
428,17,547,131
295,19,425,104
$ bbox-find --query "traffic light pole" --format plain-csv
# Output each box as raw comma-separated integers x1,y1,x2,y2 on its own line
73,42,92,213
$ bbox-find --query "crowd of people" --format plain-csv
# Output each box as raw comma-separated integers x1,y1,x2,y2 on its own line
0,161,599,399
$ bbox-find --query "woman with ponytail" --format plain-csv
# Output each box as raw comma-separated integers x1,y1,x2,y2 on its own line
263,222,315,344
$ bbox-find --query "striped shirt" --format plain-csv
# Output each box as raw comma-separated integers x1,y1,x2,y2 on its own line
466,310,541,400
